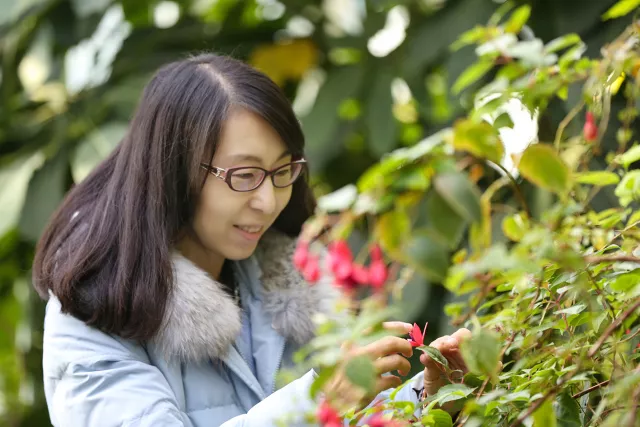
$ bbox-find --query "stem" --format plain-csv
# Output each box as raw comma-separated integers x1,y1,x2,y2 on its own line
585,269,616,319
572,380,610,399
588,297,640,358
554,101,585,149
492,161,531,218
585,255,640,264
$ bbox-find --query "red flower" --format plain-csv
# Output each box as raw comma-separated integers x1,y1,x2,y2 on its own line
370,244,383,262
584,112,597,141
293,241,310,271
352,263,370,285
302,255,321,283
368,260,388,289
317,400,341,427
366,413,407,427
407,322,428,347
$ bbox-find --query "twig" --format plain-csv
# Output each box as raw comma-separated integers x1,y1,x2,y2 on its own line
588,298,640,358
491,161,531,218
585,269,616,319
585,255,640,264
554,101,585,149
572,380,610,399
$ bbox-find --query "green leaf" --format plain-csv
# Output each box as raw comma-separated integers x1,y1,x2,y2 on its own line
432,384,476,405
533,399,558,427
502,213,530,242
376,208,411,254
504,5,531,34
493,112,514,129
545,34,582,53
610,271,640,292
390,166,431,191
422,409,453,427
519,144,572,195
344,356,376,393
403,233,450,282
309,365,337,398
575,171,620,186
452,59,494,94
554,392,582,427
460,328,501,380
424,191,467,249
615,170,640,207
433,172,482,223
555,304,587,316
19,152,68,242
602,0,640,20
0,154,42,237
417,346,449,369
617,144,640,168
452,119,504,164
366,69,396,157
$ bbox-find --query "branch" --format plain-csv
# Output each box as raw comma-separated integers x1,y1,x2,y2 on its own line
510,372,575,427
588,298,640,358
585,255,640,264
491,161,531,218
572,380,610,399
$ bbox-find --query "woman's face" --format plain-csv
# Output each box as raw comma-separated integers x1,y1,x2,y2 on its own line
181,108,294,271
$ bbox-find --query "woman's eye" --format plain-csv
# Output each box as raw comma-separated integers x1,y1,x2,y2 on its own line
236,172,257,180
275,168,291,176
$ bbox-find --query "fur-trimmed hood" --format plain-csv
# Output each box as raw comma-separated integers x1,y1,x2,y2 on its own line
151,230,339,363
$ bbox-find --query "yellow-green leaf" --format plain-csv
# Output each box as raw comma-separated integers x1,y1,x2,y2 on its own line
518,144,571,195
575,171,620,186
504,5,531,34
452,59,494,94
603,0,640,20
453,119,504,164
617,144,640,168
502,212,530,242
533,399,557,427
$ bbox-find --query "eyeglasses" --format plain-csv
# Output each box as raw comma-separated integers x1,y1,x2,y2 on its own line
200,159,307,192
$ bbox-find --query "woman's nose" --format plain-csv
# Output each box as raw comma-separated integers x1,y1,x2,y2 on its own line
249,178,277,215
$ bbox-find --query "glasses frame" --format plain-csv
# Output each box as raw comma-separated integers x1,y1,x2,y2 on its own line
200,158,307,192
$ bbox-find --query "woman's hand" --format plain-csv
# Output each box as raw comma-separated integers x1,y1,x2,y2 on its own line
323,321,414,410
420,328,471,413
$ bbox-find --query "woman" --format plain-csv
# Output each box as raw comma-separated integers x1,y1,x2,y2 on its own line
33,53,469,427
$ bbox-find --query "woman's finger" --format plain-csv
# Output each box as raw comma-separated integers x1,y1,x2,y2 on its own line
373,354,411,377
357,335,413,359
382,321,414,334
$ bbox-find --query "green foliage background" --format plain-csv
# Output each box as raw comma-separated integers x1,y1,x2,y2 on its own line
0,0,631,425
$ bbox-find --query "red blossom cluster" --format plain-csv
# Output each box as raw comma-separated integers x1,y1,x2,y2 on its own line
293,239,389,291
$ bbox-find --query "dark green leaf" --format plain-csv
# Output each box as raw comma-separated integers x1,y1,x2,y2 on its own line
433,172,482,223
417,345,449,369
403,233,450,282
366,69,396,157
519,144,572,195
554,392,582,427
345,356,376,393
424,191,467,248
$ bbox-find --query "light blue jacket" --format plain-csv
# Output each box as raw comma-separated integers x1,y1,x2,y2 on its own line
42,231,423,426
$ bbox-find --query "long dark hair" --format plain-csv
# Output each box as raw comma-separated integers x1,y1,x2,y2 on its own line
32,53,315,341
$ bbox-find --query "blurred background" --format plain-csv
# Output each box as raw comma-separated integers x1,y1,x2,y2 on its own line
0,0,626,424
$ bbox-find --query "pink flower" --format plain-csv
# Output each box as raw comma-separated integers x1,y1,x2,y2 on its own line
584,112,597,141
370,244,383,262
407,322,428,347
366,413,407,427
302,255,321,283
368,260,388,289
293,241,309,271
317,400,341,426
352,263,370,285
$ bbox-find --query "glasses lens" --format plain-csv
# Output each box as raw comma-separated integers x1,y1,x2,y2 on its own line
272,162,303,188
229,168,265,191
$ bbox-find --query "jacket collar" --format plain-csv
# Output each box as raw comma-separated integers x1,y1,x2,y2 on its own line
151,230,339,363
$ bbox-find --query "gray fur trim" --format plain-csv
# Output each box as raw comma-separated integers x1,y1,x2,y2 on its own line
152,230,339,363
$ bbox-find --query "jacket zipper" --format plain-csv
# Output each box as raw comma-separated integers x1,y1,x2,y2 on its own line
271,340,286,394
